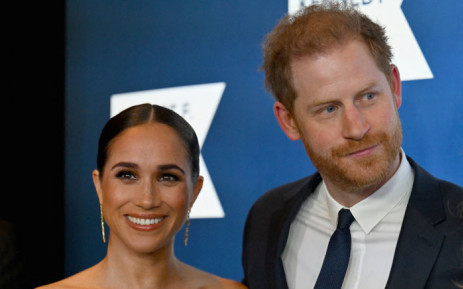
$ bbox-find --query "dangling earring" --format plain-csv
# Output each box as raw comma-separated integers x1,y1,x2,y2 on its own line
100,203,106,243
184,209,190,246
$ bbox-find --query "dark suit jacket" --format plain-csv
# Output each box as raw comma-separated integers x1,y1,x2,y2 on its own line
242,157,463,289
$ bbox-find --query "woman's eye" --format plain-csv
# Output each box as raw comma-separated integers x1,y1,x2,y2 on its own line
159,174,179,182
116,171,137,180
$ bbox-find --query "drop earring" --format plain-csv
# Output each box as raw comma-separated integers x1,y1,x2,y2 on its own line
184,209,190,246
100,203,106,243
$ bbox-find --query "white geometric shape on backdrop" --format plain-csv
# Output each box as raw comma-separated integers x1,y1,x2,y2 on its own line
288,0,433,81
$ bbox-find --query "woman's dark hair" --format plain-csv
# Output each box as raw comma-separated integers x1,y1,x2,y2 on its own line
96,103,200,182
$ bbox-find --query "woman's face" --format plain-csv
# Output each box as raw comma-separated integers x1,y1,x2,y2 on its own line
93,123,202,254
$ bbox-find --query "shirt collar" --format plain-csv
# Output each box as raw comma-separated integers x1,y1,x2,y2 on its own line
322,149,414,233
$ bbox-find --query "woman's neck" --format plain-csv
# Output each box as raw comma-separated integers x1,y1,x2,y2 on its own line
99,240,185,289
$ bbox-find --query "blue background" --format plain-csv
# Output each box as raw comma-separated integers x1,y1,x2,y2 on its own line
65,0,463,282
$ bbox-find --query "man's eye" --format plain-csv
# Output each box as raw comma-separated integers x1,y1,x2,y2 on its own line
324,106,337,113
364,93,375,100
116,171,137,180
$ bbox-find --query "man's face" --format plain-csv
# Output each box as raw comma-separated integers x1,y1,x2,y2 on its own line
276,40,402,195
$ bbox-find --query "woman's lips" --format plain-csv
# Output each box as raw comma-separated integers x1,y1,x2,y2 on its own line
125,215,166,231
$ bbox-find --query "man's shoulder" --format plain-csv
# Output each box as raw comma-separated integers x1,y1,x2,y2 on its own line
243,174,321,247
408,156,463,197
436,178,463,200
251,173,321,212
407,156,463,221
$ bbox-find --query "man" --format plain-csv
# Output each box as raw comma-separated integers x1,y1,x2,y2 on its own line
242,3,463,289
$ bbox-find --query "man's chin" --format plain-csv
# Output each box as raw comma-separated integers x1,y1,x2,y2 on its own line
320,156,393,191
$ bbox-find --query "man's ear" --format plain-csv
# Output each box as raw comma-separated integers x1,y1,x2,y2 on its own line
274,102,301,141
92,169,103,204
390,64,402,109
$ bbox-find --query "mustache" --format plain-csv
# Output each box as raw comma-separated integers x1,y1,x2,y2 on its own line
331,132,387,157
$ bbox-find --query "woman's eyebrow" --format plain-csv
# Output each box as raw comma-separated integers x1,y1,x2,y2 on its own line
158,164,185,175
111,162,138,170
110,162,186,175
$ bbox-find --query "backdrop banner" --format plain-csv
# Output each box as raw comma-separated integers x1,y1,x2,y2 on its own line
65,0,463,281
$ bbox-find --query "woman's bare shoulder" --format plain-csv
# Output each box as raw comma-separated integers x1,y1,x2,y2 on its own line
35,278,79,289
183,264,247,289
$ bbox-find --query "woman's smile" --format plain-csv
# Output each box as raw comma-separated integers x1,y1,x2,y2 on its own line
126,215,167,231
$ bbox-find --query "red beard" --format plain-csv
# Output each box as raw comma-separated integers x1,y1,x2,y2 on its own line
305,119,403,191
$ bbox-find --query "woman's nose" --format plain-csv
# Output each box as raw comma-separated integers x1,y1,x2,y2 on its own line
137,182,161,209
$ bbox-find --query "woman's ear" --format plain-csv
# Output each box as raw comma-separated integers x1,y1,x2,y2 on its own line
189,176,204,209
274,102,301,141
92,169,103,204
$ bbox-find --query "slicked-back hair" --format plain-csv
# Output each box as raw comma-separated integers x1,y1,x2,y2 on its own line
96,103,200,182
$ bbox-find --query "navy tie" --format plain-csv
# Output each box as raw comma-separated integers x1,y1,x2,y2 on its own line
314,209,355,289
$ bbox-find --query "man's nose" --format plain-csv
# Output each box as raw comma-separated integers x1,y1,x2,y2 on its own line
342,105,370,140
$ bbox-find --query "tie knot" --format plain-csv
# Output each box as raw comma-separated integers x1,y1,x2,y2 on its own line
337,209,355,229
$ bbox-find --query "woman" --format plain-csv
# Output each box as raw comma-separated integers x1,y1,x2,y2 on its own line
38,104,246,289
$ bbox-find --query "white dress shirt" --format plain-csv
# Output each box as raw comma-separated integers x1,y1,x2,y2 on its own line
282,150,414,289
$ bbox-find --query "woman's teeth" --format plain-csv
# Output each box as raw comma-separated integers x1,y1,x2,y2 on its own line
127,216,164,225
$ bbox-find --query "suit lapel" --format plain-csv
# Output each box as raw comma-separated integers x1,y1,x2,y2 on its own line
386,157,446,289
266,174,322,289
386,206,445,288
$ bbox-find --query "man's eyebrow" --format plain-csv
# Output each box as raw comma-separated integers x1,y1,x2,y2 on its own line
356,81,379,95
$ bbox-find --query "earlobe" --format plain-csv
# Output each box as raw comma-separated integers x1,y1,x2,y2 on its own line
274,102,301,141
